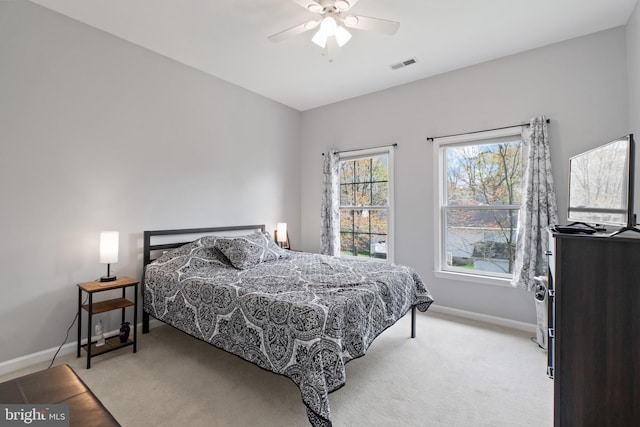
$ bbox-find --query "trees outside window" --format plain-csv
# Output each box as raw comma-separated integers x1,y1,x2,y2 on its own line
339,151,393,261
439,134,523,278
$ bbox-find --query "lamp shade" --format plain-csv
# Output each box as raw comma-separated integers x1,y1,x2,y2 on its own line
276,223,287,243
312,16,337,48
335,26,352,47
99,231,119,264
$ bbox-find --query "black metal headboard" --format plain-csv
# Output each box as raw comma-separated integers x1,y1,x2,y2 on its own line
141,224,265,333
143,224,266,266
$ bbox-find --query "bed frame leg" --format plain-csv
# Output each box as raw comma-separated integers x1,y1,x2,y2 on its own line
411,305,416,338
143,312,150,334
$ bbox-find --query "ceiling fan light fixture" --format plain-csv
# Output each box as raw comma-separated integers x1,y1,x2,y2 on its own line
270,0,398,59
311,30,327,48
334,26,352,47
312,16,337,47
320,16,337,33
312,17,351,49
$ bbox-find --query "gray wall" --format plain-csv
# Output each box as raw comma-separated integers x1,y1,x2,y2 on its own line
299,28,630,324
0,2,301,363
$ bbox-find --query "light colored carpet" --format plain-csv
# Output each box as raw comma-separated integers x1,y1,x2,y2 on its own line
1,311,553,426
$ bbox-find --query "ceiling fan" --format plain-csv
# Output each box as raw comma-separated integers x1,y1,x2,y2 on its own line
268,0,400,59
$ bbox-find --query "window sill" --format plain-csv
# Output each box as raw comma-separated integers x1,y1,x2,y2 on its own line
341,255,393,263
434,270,514,288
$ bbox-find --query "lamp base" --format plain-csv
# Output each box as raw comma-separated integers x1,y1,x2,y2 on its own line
274,230,290,249
99,275,117,283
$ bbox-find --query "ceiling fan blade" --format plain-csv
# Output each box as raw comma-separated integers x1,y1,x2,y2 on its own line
343,15,400,35
268,20,320,43
291,0,324,13
335,0,360,12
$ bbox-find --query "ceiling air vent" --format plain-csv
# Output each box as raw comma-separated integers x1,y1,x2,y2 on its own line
390,58,417,70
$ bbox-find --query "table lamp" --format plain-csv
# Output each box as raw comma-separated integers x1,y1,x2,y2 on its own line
275,223,289,249
99,231,119,282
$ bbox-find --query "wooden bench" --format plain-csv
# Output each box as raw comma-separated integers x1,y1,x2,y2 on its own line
0,364,120,426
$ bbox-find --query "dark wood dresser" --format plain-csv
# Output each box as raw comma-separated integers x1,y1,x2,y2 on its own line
547,232,640,426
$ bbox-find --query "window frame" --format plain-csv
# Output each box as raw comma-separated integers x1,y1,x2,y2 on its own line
433,126,524,287
338,146,395,263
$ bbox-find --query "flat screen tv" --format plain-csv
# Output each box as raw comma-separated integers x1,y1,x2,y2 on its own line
568,134,635,231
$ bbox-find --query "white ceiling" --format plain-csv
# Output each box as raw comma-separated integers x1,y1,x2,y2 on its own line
29,0,638,111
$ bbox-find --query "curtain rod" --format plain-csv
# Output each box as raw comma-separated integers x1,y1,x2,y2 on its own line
322,143,397,156
426,118,550,142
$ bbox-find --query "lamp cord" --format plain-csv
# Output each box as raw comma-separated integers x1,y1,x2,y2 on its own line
48,296,87,369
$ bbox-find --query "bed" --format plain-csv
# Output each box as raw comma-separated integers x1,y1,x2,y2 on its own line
142,225,433,427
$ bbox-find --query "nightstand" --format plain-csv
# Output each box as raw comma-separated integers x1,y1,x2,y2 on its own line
77,276,138,369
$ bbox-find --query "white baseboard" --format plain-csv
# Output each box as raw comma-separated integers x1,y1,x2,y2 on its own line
428,304,537,333
1,309,534,377
0,319,163,377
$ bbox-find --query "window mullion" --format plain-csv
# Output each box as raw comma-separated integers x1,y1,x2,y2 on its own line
340,205,386,210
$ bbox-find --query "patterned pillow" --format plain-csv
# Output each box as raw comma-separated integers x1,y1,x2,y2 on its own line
214,231,290,269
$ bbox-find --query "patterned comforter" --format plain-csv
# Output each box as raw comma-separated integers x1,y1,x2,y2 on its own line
143,235,433,426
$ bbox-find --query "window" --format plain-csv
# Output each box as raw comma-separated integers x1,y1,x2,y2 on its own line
434,128,524,283
339,148,394,262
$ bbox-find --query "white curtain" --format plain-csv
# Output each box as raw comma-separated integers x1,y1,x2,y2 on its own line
511,116,559,291
320,151,340,256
